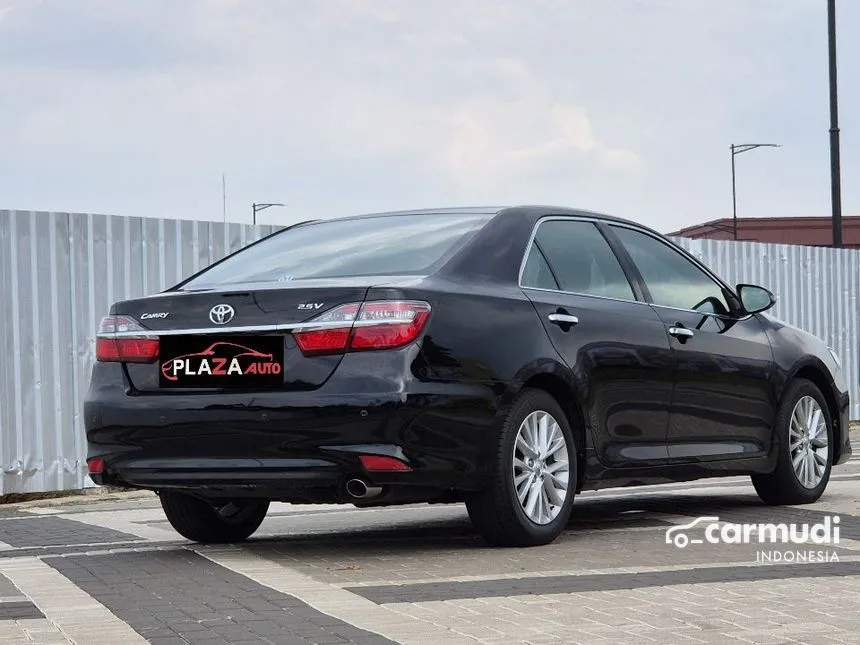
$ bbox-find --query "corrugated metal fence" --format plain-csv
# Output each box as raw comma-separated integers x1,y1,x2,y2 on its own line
0,209,857,493
0,210,279,494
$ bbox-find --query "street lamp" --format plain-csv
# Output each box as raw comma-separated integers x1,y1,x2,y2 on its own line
730,143,780,241
251,202,284,226
827,0,843,248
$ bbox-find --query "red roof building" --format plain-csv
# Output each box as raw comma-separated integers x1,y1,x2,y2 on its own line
668,217,860,249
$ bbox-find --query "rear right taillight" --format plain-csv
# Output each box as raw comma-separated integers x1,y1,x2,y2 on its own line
96,315,159,363
293,300,431,356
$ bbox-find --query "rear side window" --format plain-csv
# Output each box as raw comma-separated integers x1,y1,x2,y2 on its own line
181,213,492,288
521,220,635,301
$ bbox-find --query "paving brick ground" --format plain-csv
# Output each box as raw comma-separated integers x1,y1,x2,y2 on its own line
0,516,138,547
46,550,396,645
0,452,857,643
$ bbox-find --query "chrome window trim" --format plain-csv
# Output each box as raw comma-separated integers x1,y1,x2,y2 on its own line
521,285,650,308
517,215,640,304
648,301,753,322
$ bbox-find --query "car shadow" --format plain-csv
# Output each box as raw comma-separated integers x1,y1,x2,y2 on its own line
232,490,803,555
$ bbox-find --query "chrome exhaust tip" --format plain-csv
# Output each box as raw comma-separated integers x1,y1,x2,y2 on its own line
345,478,382,499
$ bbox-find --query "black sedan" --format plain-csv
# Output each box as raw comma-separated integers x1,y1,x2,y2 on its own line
85,206,852,547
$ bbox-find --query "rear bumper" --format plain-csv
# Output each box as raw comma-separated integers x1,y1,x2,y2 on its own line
85,363,500,501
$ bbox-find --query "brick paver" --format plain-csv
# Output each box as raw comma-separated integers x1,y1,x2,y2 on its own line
0,453,856,644
0,515,138,547
45,549,396,645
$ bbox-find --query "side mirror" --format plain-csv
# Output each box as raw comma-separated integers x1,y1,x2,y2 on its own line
736,284,776,314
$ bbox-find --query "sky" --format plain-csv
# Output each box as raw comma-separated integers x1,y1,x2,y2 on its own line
2,0,859,234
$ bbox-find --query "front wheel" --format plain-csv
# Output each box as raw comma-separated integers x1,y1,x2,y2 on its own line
466,389,577,547
160,491,269,543
752,378,833,505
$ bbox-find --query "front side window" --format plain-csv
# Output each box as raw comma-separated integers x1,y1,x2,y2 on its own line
521,220,635,301
180,213,493,289
611,226,731,315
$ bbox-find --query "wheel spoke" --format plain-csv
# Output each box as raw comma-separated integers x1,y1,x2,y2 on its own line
524,479,541,517
516,473,533,503
549,470,569,490
809,408,822,436
546,459,568,474
811,435,828,449
537,414,549,454
538,484,552,522
792,450,805,470
516,434,538,459
545,430,565,458
792,406,806,434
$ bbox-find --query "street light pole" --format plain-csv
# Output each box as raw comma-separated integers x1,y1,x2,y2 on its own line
731,145,738,241
251,202,284,226
827,0,843,248
730,143,781,241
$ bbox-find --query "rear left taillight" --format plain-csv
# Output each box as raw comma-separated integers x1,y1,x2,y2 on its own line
96,315,159,363
294,300,431,356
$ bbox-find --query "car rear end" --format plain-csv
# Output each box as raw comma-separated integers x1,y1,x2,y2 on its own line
84,211,498,504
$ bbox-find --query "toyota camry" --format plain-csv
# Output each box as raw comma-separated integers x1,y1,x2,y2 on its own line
85,206,852,547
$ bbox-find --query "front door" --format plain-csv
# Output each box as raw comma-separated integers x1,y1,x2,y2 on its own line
520,218,675,468
607,225,776,461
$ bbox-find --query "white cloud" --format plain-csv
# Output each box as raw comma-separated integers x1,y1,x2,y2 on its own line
0,0,857,231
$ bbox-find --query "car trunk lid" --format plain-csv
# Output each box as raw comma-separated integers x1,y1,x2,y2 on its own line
113,279,372,392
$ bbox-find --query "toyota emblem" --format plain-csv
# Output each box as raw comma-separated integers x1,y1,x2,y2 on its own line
209,304,235,325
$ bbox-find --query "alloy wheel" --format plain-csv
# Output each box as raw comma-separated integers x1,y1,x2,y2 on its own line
789,395,829,489
512,410,571,525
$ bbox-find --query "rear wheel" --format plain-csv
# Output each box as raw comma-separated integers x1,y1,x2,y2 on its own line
752,378,833,505
159,491,269,543
466,389,576,547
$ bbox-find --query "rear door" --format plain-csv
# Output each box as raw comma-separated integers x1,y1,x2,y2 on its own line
607,224,776,461
520,218,675,468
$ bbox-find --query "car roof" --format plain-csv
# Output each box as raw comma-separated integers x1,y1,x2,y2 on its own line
316,205,643,229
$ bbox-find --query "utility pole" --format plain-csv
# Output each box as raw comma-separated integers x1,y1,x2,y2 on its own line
827,0,843,248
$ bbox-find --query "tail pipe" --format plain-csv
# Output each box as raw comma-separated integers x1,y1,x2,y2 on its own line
345,478,383,499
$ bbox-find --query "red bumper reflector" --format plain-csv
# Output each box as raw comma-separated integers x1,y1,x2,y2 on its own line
87,458,105,474
96,337,160,363
359,455,411,472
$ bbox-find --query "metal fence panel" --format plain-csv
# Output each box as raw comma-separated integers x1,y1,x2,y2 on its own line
0,210,857,493
0,210,278,494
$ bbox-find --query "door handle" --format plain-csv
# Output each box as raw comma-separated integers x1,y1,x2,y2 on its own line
548,313,579,326
668,326,694,339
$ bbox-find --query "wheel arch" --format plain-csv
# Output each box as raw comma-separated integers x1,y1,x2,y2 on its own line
788,361,844,464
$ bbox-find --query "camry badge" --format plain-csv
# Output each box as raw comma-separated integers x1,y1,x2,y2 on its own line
209,304,235,325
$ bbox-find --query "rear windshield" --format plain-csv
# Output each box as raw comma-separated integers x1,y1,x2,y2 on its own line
179,213,493,289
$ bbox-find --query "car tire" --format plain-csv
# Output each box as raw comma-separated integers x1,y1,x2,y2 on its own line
751,378,833,505
466,388,577,547
159,492,269,543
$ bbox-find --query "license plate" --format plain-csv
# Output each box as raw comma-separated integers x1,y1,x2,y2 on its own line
159,335,284,388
